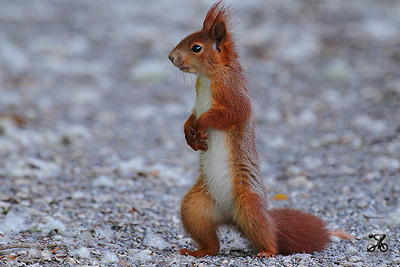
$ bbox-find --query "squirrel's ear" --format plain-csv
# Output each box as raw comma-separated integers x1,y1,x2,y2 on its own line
211,21,226,52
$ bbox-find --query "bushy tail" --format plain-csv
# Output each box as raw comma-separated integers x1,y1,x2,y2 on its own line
267,208,330,255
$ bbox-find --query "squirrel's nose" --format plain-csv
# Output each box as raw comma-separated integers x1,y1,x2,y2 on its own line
168,53,174,63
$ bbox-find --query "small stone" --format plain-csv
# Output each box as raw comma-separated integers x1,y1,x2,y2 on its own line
38,218,66,234
356,200,369,209
73,247,90,259
345,246,358,254
92,175,115,187
102,251,119,263
118,157,146,176
53,234,63,241
28,249,42,259
362,172,381,182
303,156,323,170
354,116,387,133
71,191,87,199
388,207,400,226
326,59,353,82
349,256,361,262
288,109,317,126
373,157,400,171
78,229,96,241
143,232,167,250
392,258,400,264
288,176,314,189
133,250,152,262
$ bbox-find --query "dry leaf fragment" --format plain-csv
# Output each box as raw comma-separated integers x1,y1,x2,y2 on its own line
129,207,139,214
272,193,289,200
49,247,61,254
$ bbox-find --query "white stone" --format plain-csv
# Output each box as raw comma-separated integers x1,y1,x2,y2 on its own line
92,175,115,187
303,156,323,170
143,232,167,250
102,251,119,263
288,176,314,189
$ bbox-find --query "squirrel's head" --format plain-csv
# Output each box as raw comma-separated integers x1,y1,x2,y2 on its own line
168,1,238,77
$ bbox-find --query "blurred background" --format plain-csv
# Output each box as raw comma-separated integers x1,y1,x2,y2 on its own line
0,0,399,167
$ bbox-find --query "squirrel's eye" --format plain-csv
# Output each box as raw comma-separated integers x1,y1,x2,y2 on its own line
191,45,202,53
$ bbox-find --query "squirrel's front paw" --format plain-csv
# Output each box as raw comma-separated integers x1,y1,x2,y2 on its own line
193,123,209,141
195,129,209,142
185,126,208,151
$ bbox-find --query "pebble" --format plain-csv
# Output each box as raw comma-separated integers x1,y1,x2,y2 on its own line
356,200,369,209
102,251,119,263
326,59,353,82
38,218,66,234
143,232,168,250
288,176,314,189
5,157,61,180
349,256,361,262
354,116,387,133
303,156,323,170
287,109,317,126
133,250,153,262
58,125,92,145
345,246,358,255
117,157,146,176
28,249,42,259
388,207,400,226
392,258,400,265
92,175,115,187
73,247,91,259
373,157,400,171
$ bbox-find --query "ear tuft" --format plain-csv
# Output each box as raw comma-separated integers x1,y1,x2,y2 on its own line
202,1,236,31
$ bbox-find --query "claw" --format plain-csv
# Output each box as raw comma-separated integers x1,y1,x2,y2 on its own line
255,251,276,258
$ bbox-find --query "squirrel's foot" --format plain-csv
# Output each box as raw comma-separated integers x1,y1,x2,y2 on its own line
255,251,276,258
179,248,217,258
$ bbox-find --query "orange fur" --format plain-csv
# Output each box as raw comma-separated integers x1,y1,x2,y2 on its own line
169,1,330,258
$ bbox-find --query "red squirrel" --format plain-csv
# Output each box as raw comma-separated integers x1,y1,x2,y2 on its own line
169,1,349,258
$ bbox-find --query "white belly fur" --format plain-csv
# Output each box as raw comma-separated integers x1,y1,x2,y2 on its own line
194,76,234,216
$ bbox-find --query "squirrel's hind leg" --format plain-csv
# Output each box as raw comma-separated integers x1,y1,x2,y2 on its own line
180,179,220,257
233,187,277,258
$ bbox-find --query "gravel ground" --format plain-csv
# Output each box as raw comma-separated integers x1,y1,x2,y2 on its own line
0,0,399,266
